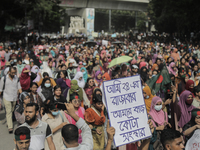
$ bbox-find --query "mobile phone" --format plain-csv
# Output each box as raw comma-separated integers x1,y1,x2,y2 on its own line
56,102,67,110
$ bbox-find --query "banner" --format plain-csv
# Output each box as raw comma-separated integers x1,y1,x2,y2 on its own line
86,8,95,36
103,75,152,147
92,32,98,37
28,20,34,30
185,129,200,150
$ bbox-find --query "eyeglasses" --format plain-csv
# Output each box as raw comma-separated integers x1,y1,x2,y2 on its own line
89,81,94,83
73,100,81,104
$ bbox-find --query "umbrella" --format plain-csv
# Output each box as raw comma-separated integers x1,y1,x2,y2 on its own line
108,56,133,68
83,41,97,47
112,41,124,45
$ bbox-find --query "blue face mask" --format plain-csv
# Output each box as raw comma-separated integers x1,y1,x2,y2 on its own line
83,63,86,66
52,111,59,116
35,69,38,73
45,83,51,88
146,95,149,99
14,59,17,62
40,66,43,69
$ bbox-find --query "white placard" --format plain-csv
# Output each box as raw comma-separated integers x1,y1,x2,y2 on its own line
102,40,108,47
185,129,200,150
103,75,152,147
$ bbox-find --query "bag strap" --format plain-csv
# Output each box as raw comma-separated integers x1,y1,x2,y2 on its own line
2,75,6,91
59,111,64,122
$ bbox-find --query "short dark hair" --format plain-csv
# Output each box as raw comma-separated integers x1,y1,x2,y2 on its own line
160,129,182,148
14,126,30,137
54,85,61,92
43,72,49,78
30,82,38,88
194,86,200,96
9,66,17,72
62,124,79,143
26,103,39,112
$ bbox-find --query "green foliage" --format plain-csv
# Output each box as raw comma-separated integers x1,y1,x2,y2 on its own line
95,9,136,32
148,0,200,34
0,0,65,34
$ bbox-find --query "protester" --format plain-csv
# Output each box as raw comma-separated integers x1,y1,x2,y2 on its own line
85,88,106,150
2,31,200,150
22,103,56,150
160,129,184,150
62,103,93,150
15,92,31,125
65,93,85,143
14,126,31,150
42,102,69,150
0,66,22,133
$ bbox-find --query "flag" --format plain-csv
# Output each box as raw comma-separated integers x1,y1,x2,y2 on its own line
146,65,171,94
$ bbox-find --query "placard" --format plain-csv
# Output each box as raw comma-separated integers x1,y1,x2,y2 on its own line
103,75,152,147
185,129,200,150
102,40,108,47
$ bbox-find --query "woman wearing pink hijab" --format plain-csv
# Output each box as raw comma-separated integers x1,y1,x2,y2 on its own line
139,62,147,69
178,90,196,128
168,62,178,77
149,96,169,128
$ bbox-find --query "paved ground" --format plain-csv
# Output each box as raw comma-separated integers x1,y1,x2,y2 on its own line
0,109,17,150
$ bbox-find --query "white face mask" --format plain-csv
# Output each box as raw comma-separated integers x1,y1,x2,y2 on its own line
154,105,162,111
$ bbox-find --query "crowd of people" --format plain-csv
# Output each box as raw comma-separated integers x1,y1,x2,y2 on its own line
1,33,199,150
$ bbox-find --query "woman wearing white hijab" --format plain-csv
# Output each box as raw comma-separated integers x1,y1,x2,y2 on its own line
73,71,86,88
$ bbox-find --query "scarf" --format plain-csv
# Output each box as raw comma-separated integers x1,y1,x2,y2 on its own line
149,96,167,127
73,72,85,88
17,64,25,75
20,67,31,90
80,67,88,83
69,80,83,100
168,62,177,76
31,65,41,82
178,90,196,128
95,70,102,83
143,86,154,113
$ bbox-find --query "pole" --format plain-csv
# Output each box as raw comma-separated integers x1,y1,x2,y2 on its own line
25,1,28,51
109,10,111,32
135,11,137,29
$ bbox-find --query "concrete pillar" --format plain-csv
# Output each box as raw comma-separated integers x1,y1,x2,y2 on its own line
109,10,111,32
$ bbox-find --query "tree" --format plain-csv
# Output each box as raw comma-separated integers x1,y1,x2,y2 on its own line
148,0,200,35
0,0,65,38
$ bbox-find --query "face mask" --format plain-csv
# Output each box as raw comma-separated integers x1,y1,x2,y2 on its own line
45,83,51,88
83,62,86,66
14,59,17,62
146,95,149,99
22,60,25,64
52,111,59,116
186,99,193,105
40,66,43,69
15,51,18,54
154,105,162,111
152,74,156,77
35,69,38,73
2,59,5,62
60,51,62,54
